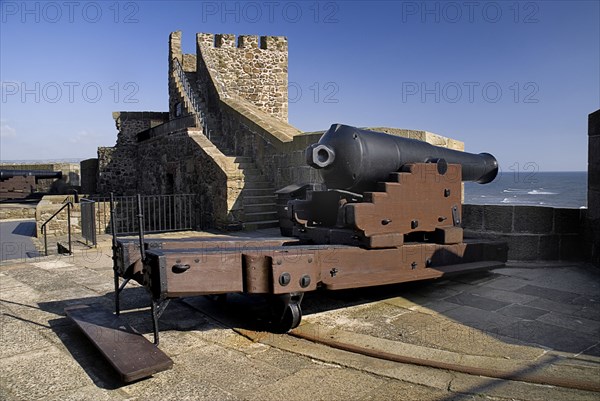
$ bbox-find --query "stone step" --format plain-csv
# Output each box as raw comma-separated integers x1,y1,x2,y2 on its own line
243,195,277,205
244,210,279,223
235,162,256,169
244,203,277,214
243,181,274,190
242,188,276,197
244,219,280,231
242,171,263,180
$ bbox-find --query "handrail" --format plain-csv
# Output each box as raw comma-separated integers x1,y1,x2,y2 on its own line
40,201,73,256
172,57,209,137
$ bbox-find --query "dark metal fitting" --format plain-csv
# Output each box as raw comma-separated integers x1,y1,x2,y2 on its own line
279,272,291,286
299,275,311,288
172,264,191,273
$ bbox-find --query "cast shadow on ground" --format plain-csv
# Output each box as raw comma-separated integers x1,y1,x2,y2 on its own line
11,221,36,237
33,266,600,391
36,286,219,389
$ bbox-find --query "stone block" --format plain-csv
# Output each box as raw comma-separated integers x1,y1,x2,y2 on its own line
513,206,553,234
504,234,539,261
497,304,549,320
483,205,513,233
515,284,580,303
587,188,600,220
559,234,584,261
589,135,600,191
553,208,582,234
461,204,483,230
538,234,559,260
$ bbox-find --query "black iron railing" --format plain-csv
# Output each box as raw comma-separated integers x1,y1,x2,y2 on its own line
40,200,72,256
91,193,196,236
172,57,209,137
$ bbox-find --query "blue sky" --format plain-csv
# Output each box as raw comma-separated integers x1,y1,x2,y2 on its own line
1,0,598,172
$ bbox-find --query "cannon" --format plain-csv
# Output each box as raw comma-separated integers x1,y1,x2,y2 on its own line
280,124,500,248
0,169,63,181
0,169,63,200
68,124,507,382
306,124,498,192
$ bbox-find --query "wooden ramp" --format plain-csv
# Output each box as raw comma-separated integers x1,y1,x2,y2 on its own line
65,305,173,382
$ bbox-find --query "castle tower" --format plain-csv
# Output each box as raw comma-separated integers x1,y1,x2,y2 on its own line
196,33,289,122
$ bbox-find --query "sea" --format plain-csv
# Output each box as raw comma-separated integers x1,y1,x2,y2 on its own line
464,171,588,209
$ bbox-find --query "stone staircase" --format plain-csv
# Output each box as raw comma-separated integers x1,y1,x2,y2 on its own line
209,133,279,230
172,61,279,230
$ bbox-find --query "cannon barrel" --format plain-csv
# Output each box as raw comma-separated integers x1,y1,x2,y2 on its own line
0,169,63,181
306,124,498,192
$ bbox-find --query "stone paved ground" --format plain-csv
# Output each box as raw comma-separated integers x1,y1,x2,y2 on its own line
0,220,37,262
0,233,599,400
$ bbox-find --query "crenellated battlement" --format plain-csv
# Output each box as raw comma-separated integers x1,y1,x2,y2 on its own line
196,32,287,51
194,31,289,121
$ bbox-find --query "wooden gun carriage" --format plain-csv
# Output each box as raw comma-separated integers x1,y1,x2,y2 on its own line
67,124,507,381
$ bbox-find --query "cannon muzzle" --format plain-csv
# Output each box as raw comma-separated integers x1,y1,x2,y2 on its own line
306,124,498,192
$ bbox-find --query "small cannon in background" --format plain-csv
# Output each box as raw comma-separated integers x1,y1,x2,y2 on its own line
0,169,63,200
68,124,507,382
0,169,63,180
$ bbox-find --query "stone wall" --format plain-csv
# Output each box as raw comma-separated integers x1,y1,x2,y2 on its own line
0,205,36,220
197,32,289,122
135,128,242,228
96,112,170,195
35,195,81,238
97,146,138,195
463,204,584,261
112,111,169,145
587,109,599,267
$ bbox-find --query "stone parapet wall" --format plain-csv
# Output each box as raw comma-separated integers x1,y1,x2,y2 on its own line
112,111,169,146
139,115,198,141
35,195,81,238
0,205,36,220
463,204,584,261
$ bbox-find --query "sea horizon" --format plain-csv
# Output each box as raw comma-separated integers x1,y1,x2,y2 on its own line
464,171,588,209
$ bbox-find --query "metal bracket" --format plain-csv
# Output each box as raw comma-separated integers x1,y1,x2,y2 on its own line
150,298,171,345
452,205,461,226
